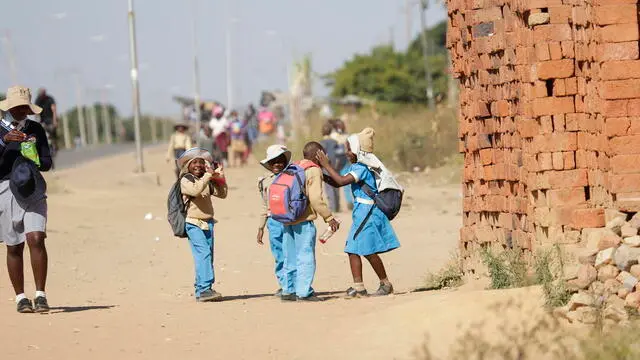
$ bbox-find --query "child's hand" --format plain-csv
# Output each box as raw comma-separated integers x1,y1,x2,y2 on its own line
328,218,340,232
257,229,264,245
315,150,330,167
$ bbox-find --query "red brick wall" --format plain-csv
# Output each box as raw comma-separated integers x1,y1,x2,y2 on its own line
448,0,640,274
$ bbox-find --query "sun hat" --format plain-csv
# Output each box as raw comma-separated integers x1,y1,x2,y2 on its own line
177,147,213,170
173,121,190,130
357,127,375,153
0,86,42,114
260,145,291,169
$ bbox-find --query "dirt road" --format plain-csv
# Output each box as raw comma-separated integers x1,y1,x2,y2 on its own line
0,146,542,360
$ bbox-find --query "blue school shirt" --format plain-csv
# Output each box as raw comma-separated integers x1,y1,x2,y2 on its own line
348,163,377,200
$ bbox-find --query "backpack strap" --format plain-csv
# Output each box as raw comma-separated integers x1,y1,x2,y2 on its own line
360,182,377,200
353,205,374,239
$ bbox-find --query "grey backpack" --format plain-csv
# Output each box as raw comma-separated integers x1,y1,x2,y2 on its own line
167,176,190,238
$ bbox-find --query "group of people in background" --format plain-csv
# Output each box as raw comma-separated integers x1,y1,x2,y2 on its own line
167,103,279,177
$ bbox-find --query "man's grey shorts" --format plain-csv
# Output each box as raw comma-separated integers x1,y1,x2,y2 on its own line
0,180,47,246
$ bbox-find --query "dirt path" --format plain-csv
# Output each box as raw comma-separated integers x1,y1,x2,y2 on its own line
0,146,542,360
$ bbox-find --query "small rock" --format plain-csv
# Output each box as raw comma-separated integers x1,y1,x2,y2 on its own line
629,213,640,229
144,213,153,221
575,264,597,289
568,292,595,311
604,278,623,295
630,264,640,278
616,271,639,291
563,264,580,281
614,244,640,271
73,328,81,333
625,291,640,307
596,248,617,268
598,264,620,281
606,217,626,236
599,233,623,251
624,235,640,247
604,295,629,322
578,248,598,265
606,209,627,224
618,287,631,299
622,223,638,238
584,228,620,250
567,306,598,324
527,12,550,26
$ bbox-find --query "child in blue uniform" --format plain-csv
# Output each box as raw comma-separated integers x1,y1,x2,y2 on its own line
316,128,400,297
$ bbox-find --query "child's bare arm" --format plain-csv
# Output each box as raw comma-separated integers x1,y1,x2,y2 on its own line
316,150,355,187
180,173,213,196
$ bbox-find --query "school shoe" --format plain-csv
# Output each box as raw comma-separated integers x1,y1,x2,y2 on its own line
372,283,394,296
345,287,368,298
197,289,223,302
280,294,297,302
34,296,50,313
297,295,324,302
17,298,34,313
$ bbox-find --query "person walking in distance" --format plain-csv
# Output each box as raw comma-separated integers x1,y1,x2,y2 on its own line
0,86,53,313
34,88,57,161
166,122,193,178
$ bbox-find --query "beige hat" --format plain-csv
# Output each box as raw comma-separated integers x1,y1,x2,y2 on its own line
260,145,291,169
357,127,375,153
177,147,213,170
0,86,42,114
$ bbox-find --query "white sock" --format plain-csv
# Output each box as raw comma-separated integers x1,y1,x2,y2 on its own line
35,291,46,298
16,293,26,304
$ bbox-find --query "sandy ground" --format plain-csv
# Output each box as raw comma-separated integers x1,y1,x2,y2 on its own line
0,146,545,360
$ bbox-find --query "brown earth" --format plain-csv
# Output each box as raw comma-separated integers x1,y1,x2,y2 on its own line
0,146,545,360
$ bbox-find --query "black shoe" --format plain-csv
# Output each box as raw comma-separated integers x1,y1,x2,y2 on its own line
34,296,50,313
345,287,368,298
17,298,33,313
280,294,297,302
297,295,324,302
197,289,223,302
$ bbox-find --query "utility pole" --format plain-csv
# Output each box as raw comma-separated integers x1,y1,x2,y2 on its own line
191,0,202,147
225,21,233,110
2,30,18,84
418,0,435,109
404,0,413,48
61,111,72,149
150,115,158,143
74,74,88,147
128,0,145,173
101,90,113,144
89,102,99,145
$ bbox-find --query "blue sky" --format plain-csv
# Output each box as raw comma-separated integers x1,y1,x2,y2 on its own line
1,0,446,116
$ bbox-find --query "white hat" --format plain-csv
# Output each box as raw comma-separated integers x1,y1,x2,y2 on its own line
260,145,291,169
0,86,42,114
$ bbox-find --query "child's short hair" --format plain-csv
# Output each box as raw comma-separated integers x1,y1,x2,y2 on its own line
321,122,333,136
303,141,324,160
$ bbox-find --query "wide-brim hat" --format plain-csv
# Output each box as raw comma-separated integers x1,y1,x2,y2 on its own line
173,121,190,130
260,145,291,169
10,156,47,205
0,86,42,114
177,147,213,170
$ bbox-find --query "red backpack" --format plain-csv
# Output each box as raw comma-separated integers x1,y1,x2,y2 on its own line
269,160,318,224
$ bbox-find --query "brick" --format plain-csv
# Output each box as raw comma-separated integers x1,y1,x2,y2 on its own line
553,79,566,96
593,0,638,6
534,132,578,152
548,187,586,206
537,59,575,79
552,152,564,170
541,115,554,134
533,97,575,116
561,41,575,58
479,148,493,165
611,155,640,174
549,6,572,24
597,42,639,61
472,7,503,25
601,61,640,80
598,23,639,43
534,81,548,98
548,169,589,187
576,150,587,168
535,43,550,61
600,79,640,100
517,118,540,137
595,4,638,25
610,135,640,155
629,99,640,116
611,174,640,193
539,152,553,171
605,117,631,137
534,24,573,42
553,114,566,132
572,209,606,229
565,77,578,95
548,42,563,60
565,113,579,131
602,100,629,117
564,151,576,169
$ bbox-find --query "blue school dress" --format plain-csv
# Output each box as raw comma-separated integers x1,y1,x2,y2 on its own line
344,163,400,256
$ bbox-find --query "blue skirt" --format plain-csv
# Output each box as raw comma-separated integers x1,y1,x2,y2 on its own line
344,203,400,256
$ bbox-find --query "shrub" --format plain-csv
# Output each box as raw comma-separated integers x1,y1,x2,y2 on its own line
480,247,533,289
422,253,464,291
534,246,571,308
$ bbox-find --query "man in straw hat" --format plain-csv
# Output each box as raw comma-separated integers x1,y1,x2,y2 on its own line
166,121,193,178
177,147,227,302
0,86,53,313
